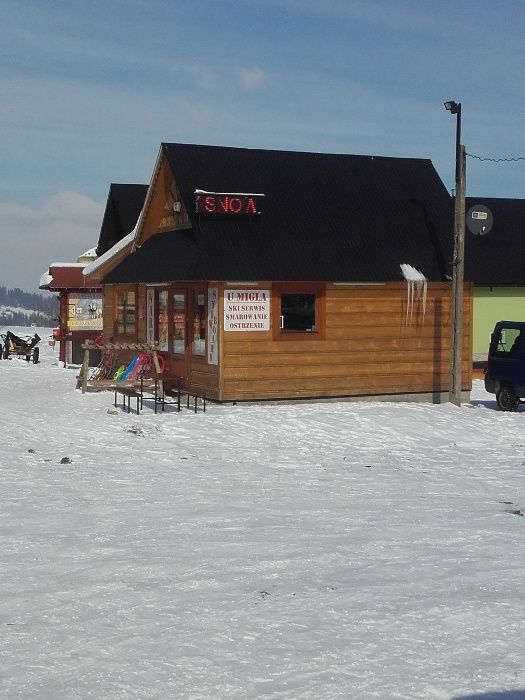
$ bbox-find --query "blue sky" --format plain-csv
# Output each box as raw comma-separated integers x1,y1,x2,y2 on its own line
1,0,524,292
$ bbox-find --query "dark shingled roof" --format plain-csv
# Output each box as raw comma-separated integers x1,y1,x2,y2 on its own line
96,183,148,257
105,143,454,284
464,197,525,285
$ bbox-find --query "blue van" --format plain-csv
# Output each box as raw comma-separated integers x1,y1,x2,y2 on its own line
484,321,525,411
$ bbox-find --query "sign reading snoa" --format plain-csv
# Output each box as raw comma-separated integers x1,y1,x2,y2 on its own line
195,190,264,216
224,289,270,331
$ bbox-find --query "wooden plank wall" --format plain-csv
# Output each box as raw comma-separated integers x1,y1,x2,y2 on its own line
220,282,472,401
189,361,219,399
102,285,114,341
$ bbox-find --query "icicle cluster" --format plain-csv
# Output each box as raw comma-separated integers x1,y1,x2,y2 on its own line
400,264,427,325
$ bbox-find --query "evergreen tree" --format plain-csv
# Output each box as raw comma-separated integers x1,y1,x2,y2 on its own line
0,285,58,327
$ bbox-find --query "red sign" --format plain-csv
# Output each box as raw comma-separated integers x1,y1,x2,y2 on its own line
195,193,262,216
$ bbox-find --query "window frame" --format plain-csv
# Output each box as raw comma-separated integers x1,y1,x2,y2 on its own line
191,288,207,358
172,289,187,356
113,285,137,340
272,283,326,341
494,326,523,356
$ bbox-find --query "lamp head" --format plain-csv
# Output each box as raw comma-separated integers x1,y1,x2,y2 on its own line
444,100,460,115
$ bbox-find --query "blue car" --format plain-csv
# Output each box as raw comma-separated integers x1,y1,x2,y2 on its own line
484,321,525,411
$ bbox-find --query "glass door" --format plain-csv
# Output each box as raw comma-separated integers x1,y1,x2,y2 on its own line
171,290,189,387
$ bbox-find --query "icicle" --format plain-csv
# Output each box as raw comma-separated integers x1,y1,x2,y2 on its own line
400,264,427,326
405,279,411,326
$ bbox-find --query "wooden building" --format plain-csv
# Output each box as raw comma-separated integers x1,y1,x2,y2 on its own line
463,196,525,359
84,143,472,403
39,254,101,365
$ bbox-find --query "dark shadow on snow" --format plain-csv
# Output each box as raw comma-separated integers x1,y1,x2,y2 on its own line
469,399,501,411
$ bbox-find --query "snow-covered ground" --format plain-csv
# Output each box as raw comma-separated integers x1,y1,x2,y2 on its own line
1,328,525,700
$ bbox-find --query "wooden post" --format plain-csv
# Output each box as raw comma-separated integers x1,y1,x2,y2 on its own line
449,145,466,406
79,346,90,393
151,348,164,399
152,349,161,374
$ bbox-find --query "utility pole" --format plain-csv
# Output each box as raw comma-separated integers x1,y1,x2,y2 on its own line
449,144,466,405
444,100,466,406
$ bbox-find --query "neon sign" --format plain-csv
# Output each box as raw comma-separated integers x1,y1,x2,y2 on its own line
195,191,263,216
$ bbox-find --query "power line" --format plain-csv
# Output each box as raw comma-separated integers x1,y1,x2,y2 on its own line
466,152,525,162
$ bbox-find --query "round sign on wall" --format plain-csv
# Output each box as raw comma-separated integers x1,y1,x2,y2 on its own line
466,204,493,236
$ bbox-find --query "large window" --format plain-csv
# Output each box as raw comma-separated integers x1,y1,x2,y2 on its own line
114,288,136,337
146,287,170,350
192,291,206,356
172,292,186,354
274,284,325,339
158,290,169,351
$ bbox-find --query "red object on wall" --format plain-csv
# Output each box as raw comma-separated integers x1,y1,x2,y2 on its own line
195,193,262,216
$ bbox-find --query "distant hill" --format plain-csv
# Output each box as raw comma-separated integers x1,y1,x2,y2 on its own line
0,286,58,327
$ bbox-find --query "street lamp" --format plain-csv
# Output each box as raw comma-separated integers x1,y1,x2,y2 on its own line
444,101,462,183
444,100,466,406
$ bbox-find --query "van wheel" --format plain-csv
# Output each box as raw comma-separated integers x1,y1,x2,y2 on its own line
496,385,520,411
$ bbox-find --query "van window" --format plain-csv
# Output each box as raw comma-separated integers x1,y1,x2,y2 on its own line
495,327,522,354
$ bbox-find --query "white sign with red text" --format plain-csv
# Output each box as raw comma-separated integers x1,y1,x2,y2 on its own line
224,289,270,332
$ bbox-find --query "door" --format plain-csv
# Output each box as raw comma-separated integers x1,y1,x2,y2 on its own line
171,289,190,388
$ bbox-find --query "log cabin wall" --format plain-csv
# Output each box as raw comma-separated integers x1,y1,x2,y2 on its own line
188,356,220,400
102,285,114,341
220,281,472,402
101,280,471,403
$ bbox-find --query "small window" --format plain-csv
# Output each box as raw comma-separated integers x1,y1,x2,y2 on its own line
280,293,316,332
114,288,136,337
273,283,325,340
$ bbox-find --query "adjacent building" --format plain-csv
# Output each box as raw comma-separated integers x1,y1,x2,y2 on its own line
464,196,525,359
40,183,147,365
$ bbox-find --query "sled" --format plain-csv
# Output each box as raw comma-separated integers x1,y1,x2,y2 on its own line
1,331,41,363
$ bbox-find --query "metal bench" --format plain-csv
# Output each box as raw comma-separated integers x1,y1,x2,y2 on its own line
114,385,141,414
146,376,206,413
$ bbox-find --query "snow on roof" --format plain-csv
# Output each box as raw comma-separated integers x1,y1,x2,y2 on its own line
39,272,53,288
83,228,136,278
48,263,86,268
77,247,98,262
83,247,97,256
194,189,266,197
